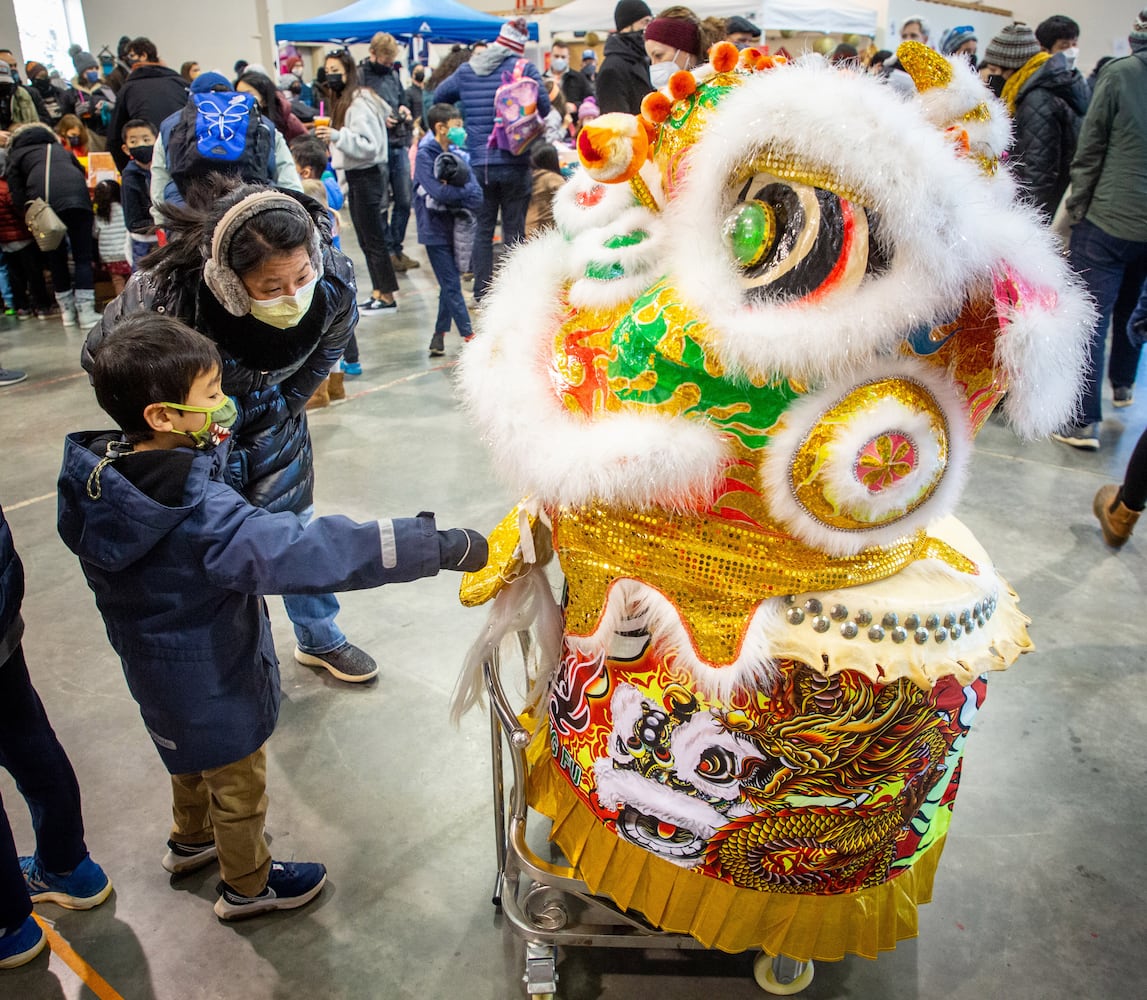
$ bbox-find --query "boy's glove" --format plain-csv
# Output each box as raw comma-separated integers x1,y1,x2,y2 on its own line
437,528,489,572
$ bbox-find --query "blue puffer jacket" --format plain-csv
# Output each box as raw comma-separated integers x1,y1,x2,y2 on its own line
433,50,551,171
58,432,443,773
0,502,25,667
82,193,356,515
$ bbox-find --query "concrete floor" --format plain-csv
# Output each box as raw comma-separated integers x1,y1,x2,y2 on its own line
0,233,1145,1000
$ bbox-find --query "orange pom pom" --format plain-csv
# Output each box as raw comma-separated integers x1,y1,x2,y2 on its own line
738,47,761,69
709,41,739,73
638,116,658,146
641,90,672,124
668,70,696,101
754,55,773,71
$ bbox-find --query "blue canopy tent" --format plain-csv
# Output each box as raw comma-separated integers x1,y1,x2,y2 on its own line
274,0,539,45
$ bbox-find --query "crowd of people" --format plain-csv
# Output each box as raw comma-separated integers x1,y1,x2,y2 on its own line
1,1,1147,970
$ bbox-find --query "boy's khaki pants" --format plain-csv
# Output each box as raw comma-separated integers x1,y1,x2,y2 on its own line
170,745,271,897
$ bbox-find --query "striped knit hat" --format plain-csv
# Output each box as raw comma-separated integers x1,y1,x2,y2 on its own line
1131,8,1147,51
984,23,1041,70
496,17,530,56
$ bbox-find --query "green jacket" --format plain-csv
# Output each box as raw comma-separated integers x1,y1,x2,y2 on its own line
9,85,38,126
1067,51,1147,241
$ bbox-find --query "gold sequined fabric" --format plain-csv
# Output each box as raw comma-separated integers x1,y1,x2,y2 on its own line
556,504,974,663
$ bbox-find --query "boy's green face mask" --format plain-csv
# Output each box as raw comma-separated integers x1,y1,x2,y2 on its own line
161,397,238,448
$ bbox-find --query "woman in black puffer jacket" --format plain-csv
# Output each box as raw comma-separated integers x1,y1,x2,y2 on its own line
6,122,96,327
82,179,380,684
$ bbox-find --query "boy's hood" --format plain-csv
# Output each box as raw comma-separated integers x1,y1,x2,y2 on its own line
57,431,223,572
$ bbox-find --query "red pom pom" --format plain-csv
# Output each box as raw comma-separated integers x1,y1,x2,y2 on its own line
641,90,672,124
709,41,739,73
668,70,696,101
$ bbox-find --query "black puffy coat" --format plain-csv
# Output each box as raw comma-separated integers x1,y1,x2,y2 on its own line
107,65,188,170
6,124,93,215
1010,52,1090,220
81,194,358,515
596,31,652,116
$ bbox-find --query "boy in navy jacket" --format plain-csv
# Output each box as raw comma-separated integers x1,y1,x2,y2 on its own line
414,103,484,358
57,315,487,922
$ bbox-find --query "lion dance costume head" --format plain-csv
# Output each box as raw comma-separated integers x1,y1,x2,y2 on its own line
455,43,1092,966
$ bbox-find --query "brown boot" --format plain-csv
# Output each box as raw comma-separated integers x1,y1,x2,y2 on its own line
1093,484,1140,549
306,377,330,410
327,371,346,401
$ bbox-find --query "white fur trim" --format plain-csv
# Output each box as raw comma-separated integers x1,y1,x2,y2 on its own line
552,170,640,238
759,359,972,555
993,260,1096,438
566,205,664,308
458,232,729,508
914,53,1013,169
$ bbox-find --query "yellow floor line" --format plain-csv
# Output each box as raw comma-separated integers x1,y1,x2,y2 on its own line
31,914,125,1000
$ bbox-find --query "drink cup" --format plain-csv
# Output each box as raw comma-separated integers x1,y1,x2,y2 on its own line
313,115,331,129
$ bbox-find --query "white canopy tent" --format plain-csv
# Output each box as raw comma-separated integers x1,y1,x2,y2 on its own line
543,0,879,38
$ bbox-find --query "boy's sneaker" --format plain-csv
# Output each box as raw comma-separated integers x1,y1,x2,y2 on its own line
1113,386,1134,408
213,860,327,921
0,917,46,969
162,838,219,875
340,359,363,376
360,297,398,313
1051,423,1100,451
0,368,27,388
21,854,112,910
15,309,32,320
428,332,446,357
295,642,378,683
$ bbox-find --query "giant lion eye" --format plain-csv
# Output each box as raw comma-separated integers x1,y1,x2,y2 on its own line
722,172,888,305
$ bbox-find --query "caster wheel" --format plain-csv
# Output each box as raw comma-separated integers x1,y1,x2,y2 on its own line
754,953,814,995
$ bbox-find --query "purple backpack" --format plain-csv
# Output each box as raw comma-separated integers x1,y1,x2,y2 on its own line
488,59,545,156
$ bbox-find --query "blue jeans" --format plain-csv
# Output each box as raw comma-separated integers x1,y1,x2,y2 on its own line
0,645,89,927
472,164,532,300
0,258,12,306
281,507,346,654
385,145,413,257
426,243,472,338
1068,218,1147,424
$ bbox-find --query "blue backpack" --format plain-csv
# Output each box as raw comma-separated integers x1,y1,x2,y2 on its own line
166,91,273,192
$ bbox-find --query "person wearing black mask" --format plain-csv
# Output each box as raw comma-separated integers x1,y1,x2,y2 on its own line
24,61,78,127
0,62,36,130
597,0,654,114
0,49,49,122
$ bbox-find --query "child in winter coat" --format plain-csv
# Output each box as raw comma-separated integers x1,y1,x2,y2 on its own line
92,180,131,294
59,314,488,923
413,103,483,358
526,142,566,238
0,149,53,317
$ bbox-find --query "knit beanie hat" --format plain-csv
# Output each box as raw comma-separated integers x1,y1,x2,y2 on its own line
614,0,653,32
69,45,98,76
1131,8,1147,52
25,61,47,80
984,23,1041,70
939,25,977,56
578,96,600,121
644,17,700,57
496,17,530,56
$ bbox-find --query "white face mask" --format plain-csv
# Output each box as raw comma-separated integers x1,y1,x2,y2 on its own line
248,275,318,329
649,52,680,89
1061,46,1079,69
551,57,569,73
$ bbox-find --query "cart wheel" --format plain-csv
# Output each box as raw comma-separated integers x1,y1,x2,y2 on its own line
753,953,814,995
